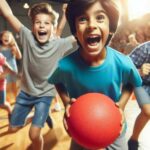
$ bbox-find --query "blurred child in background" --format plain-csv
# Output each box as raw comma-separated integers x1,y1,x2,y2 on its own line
0,30,22,102
0,53,17,123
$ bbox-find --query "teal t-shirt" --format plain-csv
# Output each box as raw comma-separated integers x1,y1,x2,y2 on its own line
48,46,142,102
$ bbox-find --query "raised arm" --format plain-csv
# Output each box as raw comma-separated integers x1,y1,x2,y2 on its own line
55,3,67,37
0,0,23,33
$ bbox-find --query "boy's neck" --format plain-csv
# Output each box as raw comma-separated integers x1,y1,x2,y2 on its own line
79,47,107,67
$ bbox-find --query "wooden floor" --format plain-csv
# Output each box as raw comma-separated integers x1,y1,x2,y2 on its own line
0,96,71,150
0,95,150,150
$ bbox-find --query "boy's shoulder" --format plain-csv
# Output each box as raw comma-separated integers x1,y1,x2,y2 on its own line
61,49,78,59
130,41,150,56
58,50,78,67
108,46,132,64
108,46,126,58
138,41,150,48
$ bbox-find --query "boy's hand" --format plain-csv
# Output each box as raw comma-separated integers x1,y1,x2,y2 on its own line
62,3,68,13
140,63,150,76
63,98,76,131
115,103,125,134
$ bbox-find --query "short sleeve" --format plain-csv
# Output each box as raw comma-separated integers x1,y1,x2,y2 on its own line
48,66,63,85
123,56,142,87
129,44,147,68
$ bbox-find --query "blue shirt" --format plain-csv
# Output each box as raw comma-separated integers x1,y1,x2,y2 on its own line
49,46,142,102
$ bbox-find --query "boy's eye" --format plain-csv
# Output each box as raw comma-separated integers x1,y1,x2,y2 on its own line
96,14,105,22
35,21,40,24
78,16,87,23
45,22,50,25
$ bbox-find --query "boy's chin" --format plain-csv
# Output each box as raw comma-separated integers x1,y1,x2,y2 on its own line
37,39,49,45
39,41,48,44
34,36,49,45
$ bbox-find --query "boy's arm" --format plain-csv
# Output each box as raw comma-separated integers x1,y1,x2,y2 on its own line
55,3,67,37
66,35,77,44
0,0,23,33
118,83,133,110
55,83,71,107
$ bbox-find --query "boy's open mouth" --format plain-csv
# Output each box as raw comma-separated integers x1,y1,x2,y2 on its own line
86,35,101,45
38,31,47,36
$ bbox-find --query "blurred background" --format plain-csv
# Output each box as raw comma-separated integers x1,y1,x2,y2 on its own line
0,1,150,150
1,0,150,54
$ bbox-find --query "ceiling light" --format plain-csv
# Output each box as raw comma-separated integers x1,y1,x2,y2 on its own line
23,3,29,9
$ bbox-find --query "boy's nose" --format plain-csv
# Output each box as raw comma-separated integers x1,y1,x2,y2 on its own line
87,20,97,30
87,26,97,31
40,23,45,28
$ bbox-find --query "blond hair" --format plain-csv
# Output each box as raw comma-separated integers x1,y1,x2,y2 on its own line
28,2,58,26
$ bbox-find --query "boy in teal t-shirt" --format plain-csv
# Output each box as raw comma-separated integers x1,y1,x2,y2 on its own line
49,0,150,149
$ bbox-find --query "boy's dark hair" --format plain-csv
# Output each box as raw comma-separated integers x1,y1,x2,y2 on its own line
28,2,57,25
66,0,120,44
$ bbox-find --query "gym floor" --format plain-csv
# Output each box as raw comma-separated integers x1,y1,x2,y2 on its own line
0,97,150,150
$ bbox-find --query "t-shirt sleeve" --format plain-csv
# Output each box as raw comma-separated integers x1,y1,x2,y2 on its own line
129,44,146,68
58,36,74,55
19,26,31,46
48,66,63,85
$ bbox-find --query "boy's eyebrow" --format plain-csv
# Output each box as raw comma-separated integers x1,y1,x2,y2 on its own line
78,10,107,17
81,10,107,16
94,10,107,14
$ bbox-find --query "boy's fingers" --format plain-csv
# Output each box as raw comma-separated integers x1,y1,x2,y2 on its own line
71,98,76,103
63,114,72,136
115,102,125,134
66,104,71,117
120,120,125,134
63,117,68,130
115,102,119,107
